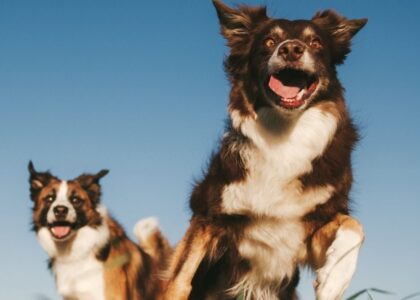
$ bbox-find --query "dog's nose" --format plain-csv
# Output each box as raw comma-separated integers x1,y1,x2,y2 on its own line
278,41,305,61
53,205,69,219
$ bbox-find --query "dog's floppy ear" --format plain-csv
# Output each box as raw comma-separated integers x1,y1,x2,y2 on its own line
28,161,53,201
212,0,268,47
75,169,109,204
312,10,367,65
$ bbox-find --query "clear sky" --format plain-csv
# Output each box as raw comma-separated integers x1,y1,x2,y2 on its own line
1,1,419,299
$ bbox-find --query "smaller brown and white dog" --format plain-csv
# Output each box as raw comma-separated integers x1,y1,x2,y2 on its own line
28,162,171,300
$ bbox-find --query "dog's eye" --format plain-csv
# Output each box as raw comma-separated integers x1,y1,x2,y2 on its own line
265,38,276,48
310,37,322,49
45,195,55,203
70,196,82,205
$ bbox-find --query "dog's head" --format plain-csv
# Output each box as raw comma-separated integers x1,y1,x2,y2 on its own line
28,161,109,242
213,0,367,116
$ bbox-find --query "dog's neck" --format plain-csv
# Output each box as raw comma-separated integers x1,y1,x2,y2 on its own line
230,105,335,150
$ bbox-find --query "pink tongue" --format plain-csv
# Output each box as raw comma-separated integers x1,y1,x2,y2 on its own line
269,75,301,99
51,226,71,238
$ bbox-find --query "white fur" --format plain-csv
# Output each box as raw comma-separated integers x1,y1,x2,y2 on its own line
315,228,364,300
228,219,305,300
301,50,316,73
47,181,77,224
133,217,159,245
230,109,250,130
222,106,338,298
223,106,337,217
38,205,110,300
37,227,58,258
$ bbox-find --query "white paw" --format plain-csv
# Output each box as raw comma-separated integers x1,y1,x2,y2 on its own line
315,229,363,300
315,265,349,300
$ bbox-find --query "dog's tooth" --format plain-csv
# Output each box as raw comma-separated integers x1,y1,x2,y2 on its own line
297,89,306,101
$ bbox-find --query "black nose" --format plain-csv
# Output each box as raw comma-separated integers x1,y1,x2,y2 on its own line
53,205,69,219
278,41,305,61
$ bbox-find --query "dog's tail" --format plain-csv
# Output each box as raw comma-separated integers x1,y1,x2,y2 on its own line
133,217,172,269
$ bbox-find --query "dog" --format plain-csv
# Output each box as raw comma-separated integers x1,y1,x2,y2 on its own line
28,162,171,300
164,1,367,299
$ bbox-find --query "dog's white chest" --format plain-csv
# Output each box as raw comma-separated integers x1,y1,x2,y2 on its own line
223,107,338,298
232,219,305,299
222,107,337,218
54,255,106,300
239,219,305,283
37,224,110,300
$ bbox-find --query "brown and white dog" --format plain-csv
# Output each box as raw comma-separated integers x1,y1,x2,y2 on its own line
28,162,171,300
164,1,367,300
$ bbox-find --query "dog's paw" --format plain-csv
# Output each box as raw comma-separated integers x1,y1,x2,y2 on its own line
314,228,363,300
315,262,350,300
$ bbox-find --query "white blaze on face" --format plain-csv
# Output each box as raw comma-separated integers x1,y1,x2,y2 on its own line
56,181,68,203
300,50,316,73
267,39,292,73
47,181,77,224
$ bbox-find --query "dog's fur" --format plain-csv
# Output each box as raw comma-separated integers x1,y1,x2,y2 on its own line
164,1,367,300
29,162,171,300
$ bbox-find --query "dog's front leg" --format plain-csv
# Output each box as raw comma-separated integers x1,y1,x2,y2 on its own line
164,222,212,300
309,214,365,300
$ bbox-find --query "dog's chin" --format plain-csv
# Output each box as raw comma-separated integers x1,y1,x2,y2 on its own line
48,222,75,241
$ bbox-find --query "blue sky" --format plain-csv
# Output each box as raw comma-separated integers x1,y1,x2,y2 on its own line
1,1,419,299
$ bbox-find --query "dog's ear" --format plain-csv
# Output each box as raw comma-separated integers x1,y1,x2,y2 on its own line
75,169,109,204
212,0,268,47
28,161,53,201
312,10,367,65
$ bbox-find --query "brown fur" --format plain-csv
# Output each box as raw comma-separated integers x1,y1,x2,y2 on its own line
100,217,162,300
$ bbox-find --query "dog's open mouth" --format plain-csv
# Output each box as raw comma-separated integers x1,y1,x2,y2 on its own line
49,222,74,240
268,68,318,109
